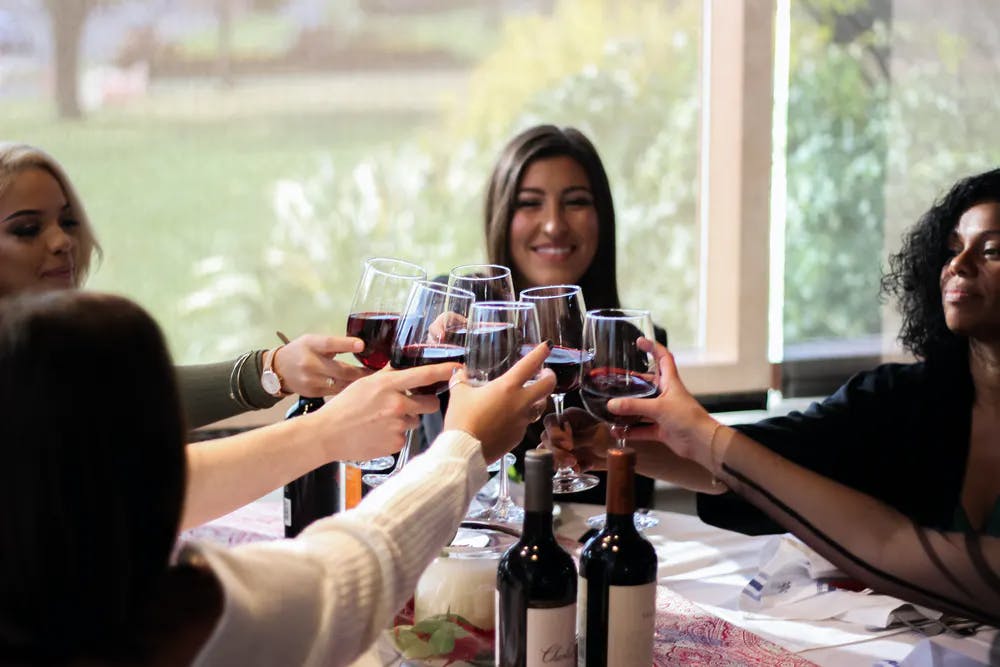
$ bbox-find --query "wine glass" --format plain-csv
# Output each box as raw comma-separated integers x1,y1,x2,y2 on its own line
362,281,476,489
346,257,426,471
520,284,599,494
581,308,661,531
448,263,515,302
463,300,540,524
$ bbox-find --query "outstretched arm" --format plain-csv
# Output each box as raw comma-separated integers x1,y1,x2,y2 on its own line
180,362,453,530
614,340,1000,626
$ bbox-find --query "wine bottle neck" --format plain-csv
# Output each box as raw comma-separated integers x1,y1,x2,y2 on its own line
521,510,556,539
605,511,640,535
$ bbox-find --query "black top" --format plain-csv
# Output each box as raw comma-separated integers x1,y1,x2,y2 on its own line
697,352,974,535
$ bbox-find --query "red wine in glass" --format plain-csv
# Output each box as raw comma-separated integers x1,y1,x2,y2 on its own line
390,342,467,395
580,367,659,428
545,346,593,394
346,311,400,370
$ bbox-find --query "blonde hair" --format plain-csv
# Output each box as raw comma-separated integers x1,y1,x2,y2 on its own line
0,142,101,286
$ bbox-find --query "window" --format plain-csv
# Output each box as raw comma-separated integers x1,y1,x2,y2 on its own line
10,0,840,411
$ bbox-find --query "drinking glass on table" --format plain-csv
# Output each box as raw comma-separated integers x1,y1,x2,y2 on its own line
362,281,475,489
581,308,661,530
463,300,541,524
448,263,515,302
520,284,599,494
345,257,426,471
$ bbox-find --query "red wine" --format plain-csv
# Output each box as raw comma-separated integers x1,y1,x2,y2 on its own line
496,450,577,666
544,347,591,394
347,311,400,370
578,447,657,666
580,368,658,427
283,396,339,538
390,343,466,394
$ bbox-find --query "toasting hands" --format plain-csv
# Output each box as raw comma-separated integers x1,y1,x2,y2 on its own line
445,342,556,464
272,334,373,397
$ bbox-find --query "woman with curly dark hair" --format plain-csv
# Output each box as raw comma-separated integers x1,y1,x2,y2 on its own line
540,170,1000,626
547,168,1000,535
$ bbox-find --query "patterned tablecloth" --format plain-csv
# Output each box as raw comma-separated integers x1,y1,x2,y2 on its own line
181,499,825,666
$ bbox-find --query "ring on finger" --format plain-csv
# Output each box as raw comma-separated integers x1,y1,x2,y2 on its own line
326,377,336,389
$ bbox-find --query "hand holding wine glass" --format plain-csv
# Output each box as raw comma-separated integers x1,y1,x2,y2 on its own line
461,300,541,524
362,281,475,488
580,308,661,530
345,257,426,470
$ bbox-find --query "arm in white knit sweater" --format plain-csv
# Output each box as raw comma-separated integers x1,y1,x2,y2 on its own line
186,431,487,667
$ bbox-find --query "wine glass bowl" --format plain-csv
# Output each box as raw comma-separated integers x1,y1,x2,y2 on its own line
448,263,515,302
580,308,660,445
347,257,426,372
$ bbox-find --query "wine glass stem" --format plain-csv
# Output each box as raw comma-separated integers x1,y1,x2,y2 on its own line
497,455,511,503
552,392,566,418
391,429,415,475
613,425,628,449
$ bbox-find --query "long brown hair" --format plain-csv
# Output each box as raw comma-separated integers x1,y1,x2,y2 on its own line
0,291,185,662
484,125,621,308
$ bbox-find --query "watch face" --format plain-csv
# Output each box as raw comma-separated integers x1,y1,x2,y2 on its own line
261,370,282,396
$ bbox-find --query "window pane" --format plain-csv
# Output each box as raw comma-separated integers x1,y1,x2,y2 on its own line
781,0,1000,363
5,0,701,363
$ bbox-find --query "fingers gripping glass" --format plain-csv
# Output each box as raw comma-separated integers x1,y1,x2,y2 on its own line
581,308,661,531
362,281,475,489
520,284,599,494
463,300,541,524
346,257,426,471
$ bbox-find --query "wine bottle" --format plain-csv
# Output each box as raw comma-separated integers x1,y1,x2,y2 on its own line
496,450,577,667
282,396,339,538
578,447,657,666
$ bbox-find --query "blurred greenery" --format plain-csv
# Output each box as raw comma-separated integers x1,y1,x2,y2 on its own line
13,0,997,365
175,11,298,60
184,0,703,357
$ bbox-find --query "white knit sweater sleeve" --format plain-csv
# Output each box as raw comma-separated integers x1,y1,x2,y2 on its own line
183,430,488,667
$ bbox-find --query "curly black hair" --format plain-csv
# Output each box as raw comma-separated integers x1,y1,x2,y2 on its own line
881,168,1000,360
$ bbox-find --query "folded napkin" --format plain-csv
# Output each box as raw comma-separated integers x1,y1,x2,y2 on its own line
739,535,940,628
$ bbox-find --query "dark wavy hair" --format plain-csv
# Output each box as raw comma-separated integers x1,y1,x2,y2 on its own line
881,168,1000,360
484,125,622,308
0,291,186,662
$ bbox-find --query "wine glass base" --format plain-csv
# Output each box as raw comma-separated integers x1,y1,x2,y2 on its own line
349,456,395,471
361,472,392,488
467,497,524,524
552,473,601,494
585,511,660,532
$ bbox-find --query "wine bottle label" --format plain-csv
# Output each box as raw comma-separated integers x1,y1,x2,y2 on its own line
283,497,291,526
526,604,576,666
577,577,655,666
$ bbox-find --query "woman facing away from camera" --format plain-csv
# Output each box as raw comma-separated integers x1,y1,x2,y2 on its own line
540,169,1000,623
0,141,408,527
0,290,556,665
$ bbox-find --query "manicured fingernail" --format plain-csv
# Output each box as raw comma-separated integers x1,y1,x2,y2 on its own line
545,339,554,349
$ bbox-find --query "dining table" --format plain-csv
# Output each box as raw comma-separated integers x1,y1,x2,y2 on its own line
181,496,997,666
